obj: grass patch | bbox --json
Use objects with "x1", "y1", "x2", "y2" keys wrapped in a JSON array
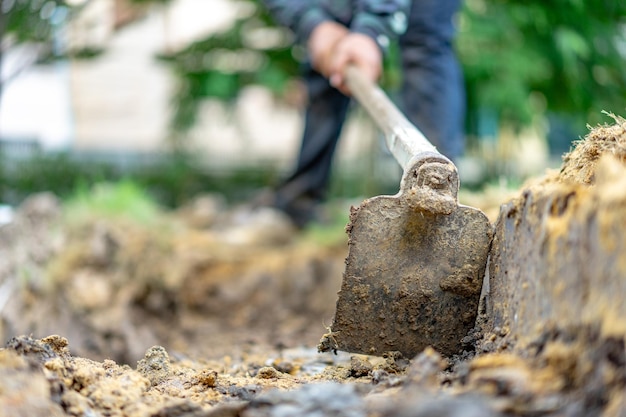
[
  {"x1": 63, "y1": 180, "x2": 163, "y2": 226},
  {"x1": 300, "y1": 200, "x2": 353, "y2": 247}
]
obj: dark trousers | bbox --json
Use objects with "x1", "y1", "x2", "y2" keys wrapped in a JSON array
[{"x1": 274, "y1": 0, "x2": 465, "y2": 225}]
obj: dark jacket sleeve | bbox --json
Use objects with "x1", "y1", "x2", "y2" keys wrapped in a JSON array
[
  {"x1": 351, "y1": 0, "x2": 412, "y2": 50},
  {"x1": 261, "y1": 0, "x2": 334, "y2": 43},
  {"x1": 262, "y1": 0, "x2": 412, "y2": 52}
]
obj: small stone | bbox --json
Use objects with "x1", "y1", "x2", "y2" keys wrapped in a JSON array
[
  {"x1": 196, "y1": 369, "x2": 218, "y2": 387},
  {"x1": 137, "y1": 346, "x2": 171, "y2": 386},
  {"x1": 350, "y1": 356, "x2": 373, "y2": 378},
  {"x1": 272, "y1": 360, "x2": 295, "y2": 375},
  {"x1": 405, "y1": 347, "x2": 446, "y2": 386},
  {"x1": 256, "y1": 366, "x2": 281, "y2": 379}
]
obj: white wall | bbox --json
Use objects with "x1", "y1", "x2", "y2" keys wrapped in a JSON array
[
  {"x1": 1, "y1": 0, "x2": 370, "y2": 169},
  {"x1": 0, "y1": 55, "x2": 74, "y2": 150}
]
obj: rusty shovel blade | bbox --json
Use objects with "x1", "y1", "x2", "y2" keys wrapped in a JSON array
[{"x1": 318, "y1": 154, "x2": 493, "y2": 358}]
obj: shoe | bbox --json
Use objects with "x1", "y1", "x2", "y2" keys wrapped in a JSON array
[{"x1": 251, "y1": 188, "x2": 319, "y2": 230}]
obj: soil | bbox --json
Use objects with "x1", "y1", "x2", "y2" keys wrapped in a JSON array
[{"x1": 1, "y1": 117, "x2": 625, "y2": 416}]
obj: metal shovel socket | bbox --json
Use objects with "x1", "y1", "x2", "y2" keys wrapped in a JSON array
[{"x1": 318, "y1": 67, "x2": 493, "y2": 358}]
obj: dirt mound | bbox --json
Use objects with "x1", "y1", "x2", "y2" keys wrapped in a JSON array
[
  {"x1": 482, "y1": 116, "x2": 626, "y2": 414},
  {"x1": 556, "y1": 113, "x2": 626, "y2": 185},
  {"x1": 0, "y1": 193, "x2": 347, "y2": 363},
  {"x1": 2, "y1": 329, "x2": 624, "y2": 416},
  {"x1": 2, "y1": 117, "x2": 626, "y2": 416}
]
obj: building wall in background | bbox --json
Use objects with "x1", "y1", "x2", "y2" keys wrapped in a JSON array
[{"x1": 1, "y1": 0, "x2": 370, "y2": 172}]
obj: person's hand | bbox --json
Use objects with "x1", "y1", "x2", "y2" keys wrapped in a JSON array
[
  {"x1": 308, "y1": 21, "x2": 349, "y2": 77},
  {"x1": 328, "y1": 33, "x2": 382, "y2": 95}
]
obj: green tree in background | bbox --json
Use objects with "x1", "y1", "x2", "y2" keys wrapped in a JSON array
[
  {"x1": 1, "y1": 0, "x2": 68, "y2": 41},
  {"x1": 458, "y1": 0, "x2": 626, "y2": 133}
]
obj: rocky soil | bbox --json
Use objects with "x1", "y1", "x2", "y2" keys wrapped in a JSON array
[{"x1": 0, "y1": 117, "x2": 625, "y2": 416}]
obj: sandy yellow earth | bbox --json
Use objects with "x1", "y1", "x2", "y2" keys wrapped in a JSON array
[{"x1": 0, "y1": 116, "x2": 625, "y2": 416}]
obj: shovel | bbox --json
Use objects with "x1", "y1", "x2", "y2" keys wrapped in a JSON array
[{"x1": 318, "y1": 67, "x2": 493, "y2": 358}]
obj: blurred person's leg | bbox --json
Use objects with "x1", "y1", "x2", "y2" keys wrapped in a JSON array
[
  {"x1": 272, "y1": 65, "x2": 351, "y2": 228},
  {"x1": 399, "y1": 0, "x2": 465, "y2": 161}
]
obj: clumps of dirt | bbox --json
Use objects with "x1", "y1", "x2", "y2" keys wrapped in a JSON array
[
  {"x1": 349, "y1": 356, "x2": 373, "y2": 378},
  {"x1": 556, "y1": 113, "x2": 626, "y2": 185},
  {"x1": 477, "y1": 115, "x2": 626, "y2": 415},
  {"x1": 484, "y1": 113, "x2": 626, "y2": 339},
  {"x1": 0, "y1": 335, "x2": 285, "y2": 416},
  {"x1": 0, "y1": 335, "x2": 384, "y2": 417},
  {"x1": 2, "y1": 332, "x2": 625, "y2": 416},
  {"x1": 3, "y1": 115, "x2": 626, "y2": 416},
  {"x1": 0, "y1": 193, "x2": 347, "y2": 363},
  {"x1": 137, "y1": 346, "x2": 173, "y2": 386},
  {"x1": 0, "y1": 341, "x2": 66, "y2": 417},
  {"x1": 456, "y1": 324, "x2": 626, "y2": 416}
]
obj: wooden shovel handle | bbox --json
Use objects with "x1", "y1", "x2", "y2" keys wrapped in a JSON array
[{"x1": 344, "y1": 66, "x2": 440, "y2": 171}]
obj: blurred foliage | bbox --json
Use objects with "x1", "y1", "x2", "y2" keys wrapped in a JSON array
[
  {"x1": 458, "y1": 0, "x2": 626, "y2": 131},
  {"x1": 1, "y1": 0, "x2": 73, "y2": 100},
  {"x1": 158, "y1": 2, "x2": 300, "y2": 134},
  {"x1": 0, "y1": 147, "x2": 381, "y2": 208},
  {"x1": 2, "y1": 0, "x2": 70, "y2": 43},
  {"x1": 0, "y1": 150, "x2": 280, "y2": 207},
  {"x1": 159, "y1": 0, "x2": 403, "y2": 135},
  {"x1": 1, "y1": 152, "x2": 116, "y2": 200},
  {"x1": 128, "y1": 0, "x2": 171, "y2": 4},
  {"x1": 154, "y1": 0, "x2": 625, "y2": 137}
]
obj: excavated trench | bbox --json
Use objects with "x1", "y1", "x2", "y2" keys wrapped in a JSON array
[{"x1": 0, "y1": 116, "x2": 625, "y2": 416}]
